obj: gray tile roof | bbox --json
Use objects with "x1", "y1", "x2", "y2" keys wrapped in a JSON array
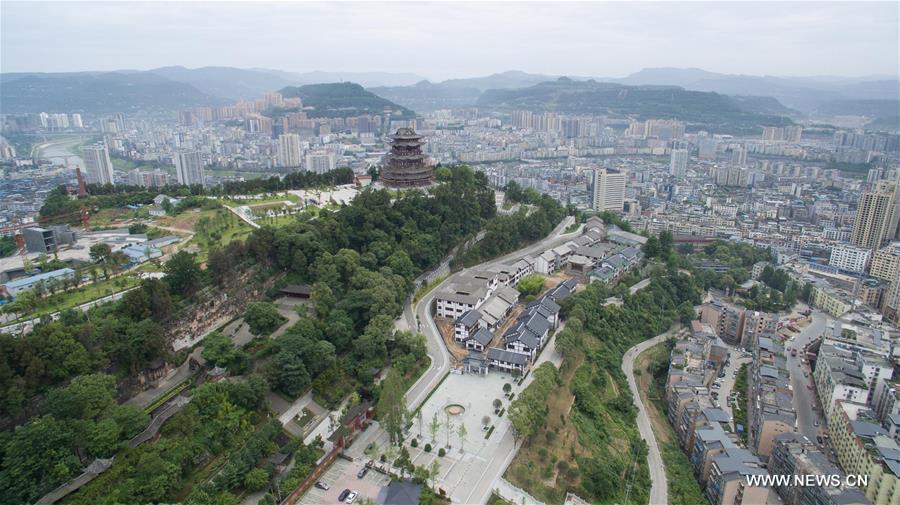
[{"x1": 488, "y1": 347, "x2": 529, "y2": 366}]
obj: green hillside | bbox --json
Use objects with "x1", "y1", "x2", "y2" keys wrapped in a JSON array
[
  {"x1": 477, "y1": 78, "x2": 793, "y2": 133},
  {"x1": 278, "y1": 82, "x2": 414, "y2": 119}
]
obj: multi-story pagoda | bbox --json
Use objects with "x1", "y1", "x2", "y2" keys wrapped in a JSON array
[{"x1": 381, "y1": 128, "x2": 433, "y2": 187}]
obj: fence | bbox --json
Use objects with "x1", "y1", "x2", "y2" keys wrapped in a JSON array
[{"x1": 280, "y1": 444, "x2": 342, "y2": 505}]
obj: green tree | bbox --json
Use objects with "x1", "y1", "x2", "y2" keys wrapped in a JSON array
[
  {"x1": 377, "y1": 369, "x2": 408, "y2": 445},
  {"x1": 428, "y1": 412, "x2": 440, "y2": 443},
  {"x1": 165, "y1": 250, "x2": 202, "y2": 295},
  {"x1": 243, "y1": 468, "x2": 269, "y2": 492},
  {"x1": 516, "y1": 274, "x2": 545, "y2": 298},
  {"x1": 244, "y1": 302, "x2": 284, "y2": 336},
  {"x1": 457, "y1": 423, "x2": 468, "y2": 452},
  {"x1": 269, "y1": 350, "x2": 311, "y2": 398},
  {"x1": 47, "y1": 373, "x2": 117, "y2": 420},
  {"x1": 90, "y1": 243, "x2": 113, "y2": 278}
]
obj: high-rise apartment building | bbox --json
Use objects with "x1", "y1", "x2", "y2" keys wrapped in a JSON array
[
  {"x1": 731, "y1": 145, "x2": 747, "y2": 166},
  {"x1": 669, "y1": 148, "x2": 688, "y2": 177},
  {"x1": 71, "y1": 113, "x2": 83, "y2": 128},
  {"x1": 850, "y1": 180, "x2": 900, "y2": 249},
  {"x1": 762, "y1": 127, "x2": 784, "y2": 142},
  {"x1": 698, "y1": 137, "x2": 718, "y2": 160},
  {"x1": 81, "y1": 143, "x2": 115, "y2": 185},
  {"x1": 305, "y1": 151, "x2": 336, "y2": 174},
  {"x1": 784, "y1": 126, "x2": 802, "y2": 143},
  {"x1": 174, "y1": 150, "x2": 205, "y2": 187},
  {"x1": 277, "y1": 133, "x2": 302, "y2": 168},
  {"x1": 591, "y1": 168, "x2": 625, "y2": 212}
]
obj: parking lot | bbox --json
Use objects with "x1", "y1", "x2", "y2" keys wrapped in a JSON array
[{"x1": 298, "y1": 457, "x2": 390, "y2": 505}]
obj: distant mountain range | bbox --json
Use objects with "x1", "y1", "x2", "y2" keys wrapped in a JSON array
[
  {"x1": 0, "y1": 66, "x2": 896, "y2": 130},
  {"x1": 0, "y1": 67, "x2": 426, "y2": 113},
  {"x1": 475, "y1": 78, "x2": 793, "y2": 133},
  {"x1": 0, "y1": 71, "x2": 227, "y2": 114},
  {"x1": 611, "y1": 67, "x2": 899, "y2": 116},
  {"x1": 371, "y1": 68, "x2": 898, "y2": 131}
]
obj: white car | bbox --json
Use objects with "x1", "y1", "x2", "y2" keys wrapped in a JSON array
[{"x1": 345, "y1": 491, "x2": 358, "y2": 504}]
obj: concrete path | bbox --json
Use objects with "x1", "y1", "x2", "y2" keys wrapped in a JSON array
[{"x1": 623, "y1": 331, "x2": 673, "y2": 505}]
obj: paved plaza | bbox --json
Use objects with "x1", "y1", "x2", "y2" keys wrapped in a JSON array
[{"x1": 405, "y1": 371, "x2": 522, "y2": 503}]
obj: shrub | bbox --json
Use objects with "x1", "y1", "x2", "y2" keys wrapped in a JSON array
[
  {"x1": 438, "y1": 448, "x2": 446, "y2": 457},
  {"x1": 380, "y1": 454, "x2": 386, "y2": 463},
  {"x1": 424, "y1": 443, "x2": 432, "y2": 453},
  {"x1": 410, "y1": 438, "x2": 418, "y2": 448}
]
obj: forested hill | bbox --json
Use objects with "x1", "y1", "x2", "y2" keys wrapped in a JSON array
[
  {"x1": 278, "y1": 82, "x2": 415, "y2": 118},
  {"x1": 0, "y1": 72, "x2": 225, "y2": 114},
  {"x1": 476, "y1": 78, "x2": 794, "y2": 133}
]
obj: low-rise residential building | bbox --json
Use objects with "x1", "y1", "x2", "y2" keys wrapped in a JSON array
[
  {"x1": 815, "y1": 343, "x2": 876, "y2": 418},
  {"x1": 812, "y1": 281, "x2": 854, "y2": 318},
  {"x1": 769, "y1": 433, "x2": 872, "y2": 505},
  {"x1": 829, "y1": 402, "x2": 900, "y2": 505},
  {"x1": 705, "y1": 447, "x2": 771, "y2": 505},
  {"x1": 1, "y1": 267, "x2": 76, "y2": 298},
  {"x1": 465, "y1": 328, "x2": 493, "y2": 352},
  {"x1": 830, "y1": 244, "x2": 872, "y2": 274},
  {"x1": 434, "y1": 270, "x2": 499, "y2": 319},
  {"x1": 454, "y1": 310, "x2": 481, "y2": 343},
  {"x1": 748, "y1": 334, "x2": 796, "y2": 461},
  {"x1": 486, "y1": 347, "x2": 528, "y2": 373}
]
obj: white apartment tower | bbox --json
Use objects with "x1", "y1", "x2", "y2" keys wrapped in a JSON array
[
  {"x1": 277, "y1": 133, "x2": 302, "y2": 168},
  {"x1": 175, "y1": 150, "x2": 205, "y2": 187},
  {"x1": 669, "y1": 148, "x2": 688, "y2": 177},
  {"x1": 305, "y1": 151, "x2": 336, "y2": 174},
  {"x1": 592, "y1": 168, "x2": 625, "y2": 212},
  {"x1": 80, "y1": 143, "x2": 115, "y2": 185},
  {"x1": 731, "y1": 145, "x2": 748, "y2": 166}
]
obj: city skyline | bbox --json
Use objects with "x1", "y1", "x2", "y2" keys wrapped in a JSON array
[{"x1": 2, "y1": 1, "x2": 898, "y2": 79}]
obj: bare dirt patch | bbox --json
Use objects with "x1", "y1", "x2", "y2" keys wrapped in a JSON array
[
  {"x1": 154, "y1": 209, "x2": 202, "y2": 231},
  {"x1": 436, "y1": 318, "x2": 467, "y2": 364}
]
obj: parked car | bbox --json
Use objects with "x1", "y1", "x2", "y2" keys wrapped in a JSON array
[
  {"x1": 814, "y1": 421, "x2": 819, "y2": 427},
  {"x1": 315, "y1": 481, "x2": 330, "y2": 490},
  {"x1": 804, "y1": 371, "x2": 809, "y2": 377},
  {"x1": 338, "y1": 489, "x2": 351, "y2": 502},
  {"x1": 345, "y1": 491, "x2": 358, "y2": 504},
  {"x1": 357, "y1": 466, "x2": 369, "y2": 479}
]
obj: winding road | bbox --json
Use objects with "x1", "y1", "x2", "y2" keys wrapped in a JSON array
[
  {"x1": 623, "y1": 330, "x2": 673, "y2": 505},
  {"x1": 400, "y1": 215, "x2": 577, "y2": 412}
]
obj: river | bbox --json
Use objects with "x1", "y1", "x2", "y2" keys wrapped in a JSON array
[{"x1": 35, "y1": 135, "x2": 89, "y2": 169}]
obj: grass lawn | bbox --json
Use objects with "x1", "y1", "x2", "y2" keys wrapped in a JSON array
[
  {"x1": 89, "y1": 207, "x2": 150, "y2": 228},
  {"x1": 220, "y1": 192, "x2": 301, "y2": 207},
  {"x1": 21, "y1": 274, "x2": 141, "y2": 320},
  {"x1": 184, "y1": 208, "x2": 254, "y2": 260}
]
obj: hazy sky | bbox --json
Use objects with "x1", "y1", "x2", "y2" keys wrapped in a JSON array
[{"x1": 2, "y1": 1, "x2": 898, "y2": 80}]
